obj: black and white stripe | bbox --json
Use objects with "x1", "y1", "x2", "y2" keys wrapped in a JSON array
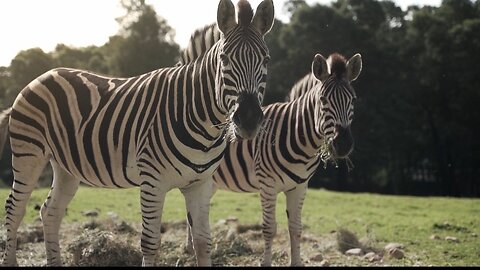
[{"x1": 0, "y1": 0, "x2": 275, "y2": 266}]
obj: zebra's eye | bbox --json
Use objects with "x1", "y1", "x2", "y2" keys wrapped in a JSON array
[
  {"x1": 263, "y1": 56, "x2": 270, "y2": 66},
  {"x1": 320, "y1": 96, "x2": 328, "y2": 105},
  {"x1": 220, "y1": 53, "x2": 230, "y2": 66}
]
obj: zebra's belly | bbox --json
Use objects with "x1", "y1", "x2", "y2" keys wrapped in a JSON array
[
  {"x1": 213, "y1": 162, "x2": 319, "y2": 193},
  {"x1": 49, "y1": 150, "x2": 142, "y2": 188}
]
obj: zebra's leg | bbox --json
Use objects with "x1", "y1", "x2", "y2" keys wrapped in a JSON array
[
  {"x1": 2, "y1": 154, "x2": 48, "y2": 266},
  {"x1": 185, "y1": 220, "x2": 194, "y2": 255},
  {"x1": 180, "y1": 179, "x2": 213, "y2": 266},
  {"x1": 40, "y1": 161, "x2": 80, "y2": 266},
  {"x1": 260, "y1": 186, "x2": 278, "y2": 267},
  {"x1": 285, "y1": 184, "x2": 308, "y2": 266},
  {"x1": 185, "y1": 182, "x2": 217, "y2": 255},
  {"x1": 140, "y1": 182, "x2": 167, "y2": 266}
]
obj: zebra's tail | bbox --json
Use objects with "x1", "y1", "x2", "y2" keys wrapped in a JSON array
[{"x1": 0, "y1": 107, "x2": 12, "y2": 158}]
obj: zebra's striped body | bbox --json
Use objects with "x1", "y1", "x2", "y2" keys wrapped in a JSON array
[{"x1": 0, "y1": 0, "x2": 275, "y2": 266}]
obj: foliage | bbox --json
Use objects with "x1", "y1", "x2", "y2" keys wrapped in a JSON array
[{"x1": 105, "y1": 0, "x2": 179, "y2": 76}]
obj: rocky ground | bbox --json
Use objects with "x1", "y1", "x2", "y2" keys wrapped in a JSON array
[{"x1": 1, "y1": 215, "x2": 412, "y2": 267}]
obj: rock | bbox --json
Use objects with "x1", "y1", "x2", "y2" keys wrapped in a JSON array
[
  {"x1": 312, "y1": 243, "x2": 320, "y2": 249},
  {"x1": 107, "y1": 212, "x2": 119, "y2": 220},
  {"x1": 319, "y1": 259, "x2": 330, "y2": 266},
  {"x1": 430, "y1": 234, "x2": 441, "y2": 240},
  {"x1": 363, "y1": 252, "x2": 381, "y2": 262},
  {"x1": 215, "y1": 219, "x2": 227, "y2": 226},
  {"x1": 445, "y1": 236, "x2": 459, "y2": 242},
  {"x1": 388, "y1": 248, "x2": 404, "y2": 259},
  {"x1": 345, "y1": 248, "x2": 363, "y2": 256},
  {"x1": 310, "y1": 253, "x2": 323, "y2": 262},
  {"x1": 384, "y1": 242, "x2": 404, "y2": 251}
]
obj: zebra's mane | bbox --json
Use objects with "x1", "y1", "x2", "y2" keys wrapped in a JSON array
[
  {"x1": 285, "y1": 53, "x2": 350, "y2": 101},
  {"x1": 328, "y1": 53, "x2": 347, "y2": 78},
  {"x1": 177, "y1": 23, "x2": 221, "y2": 65},
  {"x1": 237, "y1": 0, "x2": 254, "y2": 27}
]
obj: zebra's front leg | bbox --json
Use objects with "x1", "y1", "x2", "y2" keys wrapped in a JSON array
[
  {"x1": 180, "y1": 179, "x2": 213, "y2": 266},
  {"x1": 285, "y1": 184, "x2": 308, "y2": 266},
  {"x1": 140, "y1": 182, "x2": 167, "y2": 266},
  {"x1": 184, "y1": 182, "x2": 216, "y2": 255},
  {"x1": 40, "y1": 162, "x2": 80, "y2": 266},
  {"x1": 260, "y1": 185, "x2": 278, "y2": 266}
]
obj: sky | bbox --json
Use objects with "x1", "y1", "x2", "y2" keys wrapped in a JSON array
[{"x1": 0, "y1": 0, "x2": 441, "y2": 67}]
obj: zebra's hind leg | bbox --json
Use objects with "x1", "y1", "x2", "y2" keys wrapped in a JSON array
[
  {"x1": 181, "y1": 179, "x2": 213, "y2": 266},
  {"x1": 260, "y1": 185, "x2": 278, "y2": 267},
  {"x1": 2, "y1": 153, "x2": 48, "y2": 266},
  {"x1": 285, "y1": 184, "x2": 308, "y2": 266},
  {"x1": 140, "y1": 182, "x2": 167, "y2": 266},
  {"x1": 40, "y1": 161, "x2": 79, "y2": 266}
]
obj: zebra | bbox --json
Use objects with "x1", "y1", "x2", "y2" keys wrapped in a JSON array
[{"x1": 0, "y1": 0, "x2": 274, "y2": 266}]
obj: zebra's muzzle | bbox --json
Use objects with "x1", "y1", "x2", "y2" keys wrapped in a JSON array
[
  {"x1": 330, "y1": 124, "x2": 354, "y2": 159},
  {"x1": 232, "y1": 93, "x2": 264, "y2": 140}
]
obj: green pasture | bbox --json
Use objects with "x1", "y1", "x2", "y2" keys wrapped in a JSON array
[{"x1": 0, "y1": 187, "x2": 478, "y2": 266}]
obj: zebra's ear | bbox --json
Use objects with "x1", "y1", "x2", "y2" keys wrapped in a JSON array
[
  {"x1": 217, "y1": 0, "x2": 237, "y2": 35},
  {"x1": 312, "y1": 54, "x2": 329, "y2": 83},
  {"x1": 252, "y1": 0, "x2": 275, "y2": 36},
  {"x1": 347, "y1": 53, "x2": 362, "y2": 82}
]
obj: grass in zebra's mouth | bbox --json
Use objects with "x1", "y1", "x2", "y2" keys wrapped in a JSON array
[{"x1": 317, "y1": 137, "x2": 355, "y2": 171}]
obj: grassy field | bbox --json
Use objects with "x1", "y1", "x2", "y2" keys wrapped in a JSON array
[{"x1": 0, "y1": 186, "x2": 479, "y2": 266}]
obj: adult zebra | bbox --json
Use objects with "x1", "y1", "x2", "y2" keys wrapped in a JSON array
[{"x1": 0, "y1": 0, "x2": 274, "y2": 266}]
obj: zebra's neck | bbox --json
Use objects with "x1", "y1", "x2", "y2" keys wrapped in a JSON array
[
  {"x1": 291, "y1": 88, "x2": 325, "y2": 157},
  {"x1": 178, "y1": 42, "x2": 229, "y2": 140}
]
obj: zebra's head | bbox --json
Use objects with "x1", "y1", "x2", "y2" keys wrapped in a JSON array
[
  {"x1": 216, "y1": 0, "x2": 274, "y2": 140},
  {"x1": 312, "y1": 53, "x2": 362, "y2": 159}
]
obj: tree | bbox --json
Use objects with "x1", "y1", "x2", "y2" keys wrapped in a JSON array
[
  {"x1": 53, "y1": 44, "x2": 110, "y2": 74},
  {"x1": 5, "y1": 48, "x2": 55, "y2": 105},
  {"x1": 105, "y1": 0, "x2": 180, "y2": 77}
]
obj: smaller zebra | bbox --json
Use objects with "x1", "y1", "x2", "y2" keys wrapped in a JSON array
[{"x1": 186, "y1": 52, "x2": 362, "y2": 266}]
